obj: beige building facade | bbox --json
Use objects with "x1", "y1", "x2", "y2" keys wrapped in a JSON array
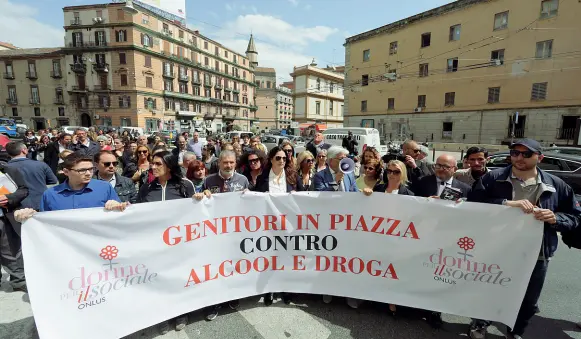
[
  {"x1": 0, "y1": 48, "x2": 72, "y2": 129},
  {"x1": 344, "y1": 0, "x2": 581, "y2": 145},
  {"x1": 63, "y1": 2, "x2": 258, "y2": 133},
  {"x1": 291, "y1": 62, "x2": 344, "y2": 128}
]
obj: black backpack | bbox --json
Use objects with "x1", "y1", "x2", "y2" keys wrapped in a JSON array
[{"x1": 562, "y1": 227, "x2": 581, "y2": 250}]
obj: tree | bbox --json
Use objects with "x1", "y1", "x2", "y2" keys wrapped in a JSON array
[
  {"x1": 250, "y1": 126, "x2": 260, "y2": 134},
  {"x1": 231, "y1": 125, "x2": 242, "y2": 131}
]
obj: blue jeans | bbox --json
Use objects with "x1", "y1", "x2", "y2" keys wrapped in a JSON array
[{"x1": 472, "y1": 259, "x2": 549, "y2": 336}]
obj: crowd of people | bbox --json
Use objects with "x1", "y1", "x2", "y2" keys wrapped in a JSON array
[{"x1": 0, "y1": 126, "x2": 579, "y2": 339}]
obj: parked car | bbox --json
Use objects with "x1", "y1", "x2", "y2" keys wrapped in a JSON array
[
  {"x1": 486, "y1": 151, "x2": 581, "y2": 194},
  {"x1": 262, "y1": 135, "x2": 290, "y2": 152},
  {"x1": 545, "y1": 146, "x2": 581, "y2": 157}
]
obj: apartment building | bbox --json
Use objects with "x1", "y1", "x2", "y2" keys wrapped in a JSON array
[
  {"x1": 0, "y1": 48, "x2": 71, "y2": 129},
  {"x1": 291, "y1": 60, "x2": 345, "y2": 129},
  {"x1": 63, "y1": 2, "x2": 258, "y2": 133},
  {"x1": 254, "y1": 67, "x2": 277, "y2": 130},
  {"x1": 344, "y1": 0, "x2": 581, "y2": 145},
  {"x1": 277, "y1": 86, "x2": 293, "y2": 130}
]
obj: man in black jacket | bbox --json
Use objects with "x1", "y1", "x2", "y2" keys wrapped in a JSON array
[
  {"x1": 69, "y1": 128, "x2": 100, "y2": 157},
  {"x1": 94, "y1": 151, "x2": 137, "y2": 203},
  {"x1": 402, "y1": 140, "x2": 433, "y2": 185},
  {"x1": 44, "y1": 133, "x2": 72, "y2": 175},
  {"x1": 306, "y1": 132, "x2": 330, "y2": 157},
  {"x1": 467, "y1": 139, "x2": 581, "y2": 339},
  {"x1": 0, "y1": 150, "x2": 28, "y2": 292},
  {"x1": 411, "y1": 154, "x2": 470, "y2": 199}
]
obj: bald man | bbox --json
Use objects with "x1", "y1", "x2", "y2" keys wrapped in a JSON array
[
  {"x1": 410, "y1": 153, "x2": 471, "y2": 199},
  {"x1": 401, "y1": 140, "x2": 434, "y2": 185}
]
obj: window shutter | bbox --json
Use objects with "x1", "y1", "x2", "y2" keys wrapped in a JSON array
[
  {"x1": 94, "y1": 31, "x2": 99, "y2": 43},
  {"x1": 141, "y1": 33, "x2": 144, "y2": 45},
  {"x1": 123, "y1": 30, "x2": 127, "y2": 42},
  {"x1": 144, "y1": 97, "x2": 147, "y2": 107},
  {"x1": 149, "y1": 36, "x2": 153, "y2": 47},
  {"x1": 115, "y1": 31, "x2": 119, "y2": 42},
  {"x1": 153, "y1": 99, "x2": 157, "y2": 109},
  {"x1": 119, "y1": 96, "x2": 123, "y2": 107},
  {"x1": 128, "y1": 96, "x2": 131, "y2": 107}
]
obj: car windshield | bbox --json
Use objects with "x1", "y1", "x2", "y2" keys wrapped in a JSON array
[{"x1": 0, "y1": 119, "x2": 15, "y2": 126}]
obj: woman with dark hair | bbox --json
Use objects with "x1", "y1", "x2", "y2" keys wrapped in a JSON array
[
  {"x1": 202, "y1": 144, "x2": 218, "y2": 174},
  {"x1": 355, "y1": 158, "x2": 383, "y2": 190},
  {"x1": 240, "y1": 149, "x2": 266, "y2": 190},
  {"x1": 136, "y1": 151, "x2": 195, "y2": 333},
  {"x1": 22, "y1": 129, "x2": 38, "y2": 160},
  {"x1": 280, "y1": 140, "x2": 296, "y2": 168},
  {"x1": 186, "y1": 160, "x2": 207, "y2": 193},
  {"x1": 253, "y1": 146, "x2": 297, "y2": 305},
  {"x1": 36, "y1": 134, "x2": 51, "y2": 162}
]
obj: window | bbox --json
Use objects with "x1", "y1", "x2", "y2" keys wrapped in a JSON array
[
  {"x1": 329, "y1": 100, "x2": 334, "y2": 116},
  {"x1": 565, "y1": 161, "x2": 581, "y2": 172},
  {"x1": 146, "y1": 76, "x2": 152, "y2": 88},
  {"x1": 95, "y1": 31, "x2": 106, "y2": 46},
  {"x1": 361, "y1": 100, "x2": 367, "y2": 112},
  {"x1": 120, "y1": 74, "x2": 128, "y2": 86},
  {"x1": 119, "y1": 96, "x2": 131, "y2": 108},
  {"x1": 363, "y1": 49, "x2": 370, "y2": 62},
  {"x1": 193, "y1": 86, "x2": 200, "y2": 96},
  {"x1": 34, "y1": 107, "x2": 40, "y2": 117},
  {"x1": 417, "y1": 95, "x2": 426, "y2": 108},
  {"x1": 442, "y1": 122, "x2": 453, "y2": 138},
  {"x1": 540, "y1": 0, "x2": 558, "y2": 18},
  {"x1": 536, "y1": 40, "x2": 553, "y2": 59},
  {"x1": 449, "y1": 24, "x2": 461, "y2": 41},
  {"x1": 419, "y1": 63, "x2": 429, "y2": 77},
  {"x1": 141, "y1": 34, "x2": 152, "y2": 47},
  {"x1": 179, "y1": 82, "x2": 188, "y2": 94},
  {"x1": 52, "y1": 60, "x2": 61, "y2": 74},
  {"x1": 389, "y1": 41, "x2": 398, "y2": 55},
  {"x1": 494, "y1": 11, "x2": 509, "y2": 30},
  {"x1": 538, "y1": 157, "x2": 564, "y2": 171},
  {"x1": 330, "y1": 83, "x2": 334, "y2": 93},
  {"x1": 225, "y1": 65, "x2": 229, "y2": 74},
  {"x1": 488, "y1": 87, "x2": 501, "y2": 103},
  {"x1": 7, "y1": 86, "x2": 16, "y2": 102},
  {"x1": 12, "y1": 108, "x2": 17, "y2": 117},
  {"x1": 266, "y1": 81, "x2": 271, "y2": 88},
  {"x1": 388, "y1": 98, "x2": 395, "y2": 110},
  {"x1": 362, "y1": 75, "x2": 369, "y2": 86},
  {"x1": 445, "y1": 92, "x2": 455, "y2": 106},
  {"x1": 179, "y1": 30, "x2": 184, "y2": 39},
  {"x1": 27, "y1": 61, "x2": 37, "y2": 77},
  {"x1": 531, "y1": 82, "x2": 548, "y2": 100},
  {"x1": 58, "y1": 107, "x2": 65, "y2": 116},
  {"x1": 446, "y1": 58, "x2": 458, "y2": 72},
  {"x1": 316, "y1": 101, "x2": 321, "y2": 114},
  {"x1": 316, "y1": 78, "x2": 321, "y2": 90},
  {"x1": 491, "y1": 49, "x2": 505, "y2": 65},
  {"x1": 204, "y1": 41, "x2": 208, "y2": 49},
  {"x1": 30, "y1": 85, "x2": 40, "y2": 104},
  {"x1": 164, "y1": 80, "x2": 173, "y2": 91},
  {"x1": 119, "y1": 53, "x2": 126, "y2": 64},
  {"x1": 421, "y1": 33, "x2": 431, "y2": 47},
  {"x1": 116, "y1": 30, "x2": 127, "y2": 42},
  {"x1": 142, "y1": 14, "x2": 149, "y2": 24},
  {"x1": 204, "y1": 57, "x2": 209, "y2": 66}
]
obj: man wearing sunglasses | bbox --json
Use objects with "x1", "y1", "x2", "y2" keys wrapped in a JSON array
[
  {"x1": 402, "y1": 140, "x2": 433, "y2": 185},
  {"x1": 468, "y1": 139, "x2": 581, "y2": 339},
  {"x1": 94, "y1": 151, "x2": 137, "y2": 203}
]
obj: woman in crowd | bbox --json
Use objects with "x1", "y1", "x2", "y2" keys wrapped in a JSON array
[
  {"x1": 240, "y1": 149, "x2": 266, "y2": 190},
  {"x1": 316, "y1": 149, "x2": 328, "y2": 172},
  {"x1": 360, "y1": 146, "x2": 381, "y2": 166},
  {"x1": 296, "y1": 151, "x2": 315, "y2": 191},
  {"x1": 136, "y1": 151, "x2": 195, "y2": 334},
  {"x1": 356, "y1": 158, "x2": 383, "y2": 190},
  {"x1": 232, "y1": 142, "x2": 243, "y2": 160},
  {"x1": 362, "y1": 159, "x2": 412, "y2": 317},
  {"x1": 202, "y1": 144, "x2": 218, "y2": 174},
  {"x1": 22, "y1": 129, "x2": 38, "y2": 160},
  {"x1": 280, "y1": 140, "x2": 296, "y2": 167},
  {"x1": 96, "y1": 135, "x2": 112, "y2": 151},
  {"x1": 126, "y1": 145, "x2": 151, "y2": 187},
  {"x1": 254, "y1": 146, "x2": 297, "y2": 305},
  {"x1": 56, "y1": 150, "x2": 73, "y2": 183},
  {"x1": 35, "y1": 134, "x2": 51, "y2": 162},
  {"x1": 185, "y1": 160, "x2": 206, "y2": 193},
  {"x1": 120, "y1": 130, "x2": 131, "y2": 140},
  {"x1": 231, "y1": 135, "x2": 240, "y2": 145}
]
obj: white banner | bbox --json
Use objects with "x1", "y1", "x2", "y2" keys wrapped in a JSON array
[{"x1": 22, "y1": 192, "x2": 543, "y2": 339}]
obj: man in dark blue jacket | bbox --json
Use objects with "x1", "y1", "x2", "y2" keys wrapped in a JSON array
[{"x1": 467, "y1": 138, "x2": 581, "y2": 339}]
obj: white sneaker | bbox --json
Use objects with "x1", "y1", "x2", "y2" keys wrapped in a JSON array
[{"x1": 175, "y1": 316, "x2": 187, "y2": 331}]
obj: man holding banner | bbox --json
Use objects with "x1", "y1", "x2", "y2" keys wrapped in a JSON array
[{"x1": 468, "y1": 138, "x2": 581, "y2": 339}]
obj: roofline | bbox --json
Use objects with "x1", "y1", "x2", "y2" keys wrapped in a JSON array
[
  {"x1": 0, "y1": 48, "x2": 65, "y2": 60},
  {"x1": 344, "y1": 0, "x2": 487, "y2": 45}
]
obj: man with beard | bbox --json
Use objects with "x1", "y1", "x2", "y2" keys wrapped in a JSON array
[
  {"x1": 454, "y1": 147, "x2": 489, "y2": 187},
  {"x1": 467, "y1": 139, "x2": 581, "y2": 339}
]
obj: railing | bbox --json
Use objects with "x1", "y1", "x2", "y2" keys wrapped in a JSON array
[
  {"x1": 68, "y1": 41, "x2": 108, "y2": 48},
  {"x1": 94, "y1": 85, "x2": 111, "y2": 91},
  {"x1": 93, "y1": 63, "x2": 109, "y2": 72},
  {"x1": 506, "y1": 127, "x2": 525, "y2": 138},
  {"x1": 441, "y1": 131, "x2": 453, "y2": 139},
  {"x1": 70, "y1": 63, "x2": 86, "y2": 73},
  {"x1": 557, "y1": 127, "x2": 576, "y2": 140},
  {"x1": 71, "y1": 85, "x2": 87, "y2": 91},
  {"x1": 203, "y1": 81, "x2": 212, "y2": 87},
  {"x1": 50, "y1": 71, "x2": 62, "y2": 78},
  {"x1": 70, "y1": 19, "x2": 82, "y2": 25},
  {"x1": 214, "y1": 83, "x2": 222, "y2": 89},
  {"x1": 54, "y1": 96, "x2": 65, "y2": 104},
  {"x1": 26, "y1": 72, "x2": 38, "y2": 79},
  {"x1": 29, "y1": 98, "x2": 40, "y2": 105},
  {"x1": 178, "y1": 74, "x2": 189, "y2": 81},
  {"x1": 3, "y1": 72, "x2": 15, "y2": 79},
  {"x1": 192, "y1": 77, "x2": 201, "y2": 84},
  {"x1": 163, "y1": 71, "x2": 175, "y2": 78},
  {"x1": 5, "y1": 98, "x2": 17, "y2": 105}
]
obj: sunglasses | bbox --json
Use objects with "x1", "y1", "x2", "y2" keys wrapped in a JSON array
[
  {"x1": 283, "y1": 149, "x2": 293, "y2": 153},
  {"x1": 412, "y1": 149, "x2": 421, "y2": 153},
  {"x1": 275, "y1": 156, "x2": 287, "y2": 162},
  {"x1": 510, "y1": 149, "x2": 535, "y2": 158},
  {"x1": 138, "y1": 150, "x2": 148, "y2": 154},
  {"x1": 364, "y1": 166, "x2": 376, "y2": 171},
  {"x1": 102, "y1": 161, "x2": 119, "y2": 167},
  {"x1": 304, "y1": 159, "x2": 314, "y2": 164},
  {"x1": 435, "y1": 163, "x2": 453, "y2": 170},
  {"x1": 248, "y1": 158, "x2": 260, "y2": 164},
  {"x1": 386, "y1": 169, "x2": 401, "y2": 175}
]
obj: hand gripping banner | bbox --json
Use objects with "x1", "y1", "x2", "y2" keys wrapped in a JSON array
[{"x1": 21, "y1": 192, "x2": 543, "y2": 339}]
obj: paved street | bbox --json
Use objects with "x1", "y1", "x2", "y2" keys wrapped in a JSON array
[{"x1": 2, "y1": 239, "x2": 580, "y2": 339}]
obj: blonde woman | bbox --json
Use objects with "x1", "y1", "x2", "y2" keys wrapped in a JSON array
[
  {"x1": 315, "y1": 148, "x2": 328, "y2": 172},
  {"x1": 296, "y1": 150, "x2": 315, "y2": 191},
  {"x1": 355, "y1": 158, "x2": 383, "y2": 190}
]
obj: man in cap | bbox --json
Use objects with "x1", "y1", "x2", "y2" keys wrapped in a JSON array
[{"x1": 468, "y1": 138, "x2": 581, "y2": 339}]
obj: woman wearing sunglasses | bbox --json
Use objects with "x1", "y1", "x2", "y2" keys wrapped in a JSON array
[
  {"x1": 280, "y1": 140, "x2": 296, "y2": 167},
  {"x1": 240, "y1": 149, "x2": 266, "y2": 190},
  {"x1": 355, "y1": 158, "x2": 383, "y2": 190},
  {"x1": 296, "y1": 150, "x2": 315, "y2": 191},
  {"x1": 253, "y1": 146, "x2": 297, "y2": 305},
  {"x1": 124, "y1": 145, "x2": 151, "y2": 187},
  {"x1": 316, "y1": 148, "x2": 328, "y2": 172}
]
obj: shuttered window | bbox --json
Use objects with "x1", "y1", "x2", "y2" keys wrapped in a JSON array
[{"x1": 531, "y1": 82, "x2": 548, "y2": 100}]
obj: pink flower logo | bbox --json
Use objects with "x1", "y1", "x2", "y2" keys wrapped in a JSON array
[
  {"x1": 100, "y1": 245, "x2": 119, "y2": 270},
  {"x1": 457, "y1": 237, "x2": 475, "y2": 259}
]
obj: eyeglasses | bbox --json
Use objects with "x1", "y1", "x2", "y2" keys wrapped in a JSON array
[
  {"x1": 102, "y1": 161, "x2": 119, "y2": 167},
  {"x1": 435, "y1": 163, "x2": 453, "y2": 170},
  {"x1": 138, "y1": 150, "x2": 148, "y2": 154},
  {"x1": 386, "y1": 169, "x2": 401, "y2": 175},
  {"x1": 412, "y1": 149, "x2": 421, "y2": 153},
  {"x1": 71, "y1": 167, "x2": 94, "y2": 174},
  {"x1": 248, "y1": 158, "x2": 260, "y2": 164},
  {"x1": 275, "y1": 156, "x2": 287, "y2": 162},
  {"x1": 364, "y1": 166, "x2": 376, "y2": 171},
  {"x1": 510, "y1": 149, "x2": 536, "y2": 158}
]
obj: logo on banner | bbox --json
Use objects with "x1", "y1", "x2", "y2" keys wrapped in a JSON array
[
  {"x1": 423, "y1": 236, "x2": 512, "y2": 286},
  {"x1": 60, "y1": 245, "x2": 159, "y2": 311}
]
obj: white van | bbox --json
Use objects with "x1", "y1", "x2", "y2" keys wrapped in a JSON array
[{"x1": 323, "y1": 128, "x2": 382, "y2": 156}]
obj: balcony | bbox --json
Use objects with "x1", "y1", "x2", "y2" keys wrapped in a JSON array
[
  {"x1": 224, "y1": 87, "x2": 232, "y2": 92},
  {"x1": 506, "y1": 127, "x2": 525, "y2": 139},
  {"x1": 68, "y1": 41, "x2": 108, "y2": 48},
  {"x1": 204, "y1": 82, "x2": 212, "y2": 88},
  {"x1": 70, "y1": 85, "x2": 88, "y2": 92},
  {"x1": 249, "y1": 105, "x2": 259, "y2": 111},
  {"x1": 178, "y1": 74, "x2": 189, "y2": 82},
  {"x1": 233, "y1": 88, "x2": 240, "y2": 94},
  {"x1": 210, "y1": 98, "x2": 223, "y2": 104},
  {"x1": 214, "y1": 83, "x2": 222, "y2": 90},
  {"x1": 94, "y1": 85, "x2": 111, "y2": 91},
  {"x1": 442, "y1": 131, "x2": 453, "y2": 140},
  {"x1": 70, "y1": 19, "x2": 82, "y2": 25},
  {"x1": 70, "y1": 63, "x2": 87, "y2": 74},
  {"x1": 50, "y1": 70, "x2": 63, "y2": 78},
  {"x1": 557, "y1": 127, "x2": 576, "y2": 140},
  {"x1": 29, "y1": 98, "x2": 40, "y2": 105},
  {"x1": 54, "y1": 96, "x2": 65, "y2": 105},
  {"x1": 192, "y1": 77, "x2": 201, "y2": 85},
  {"x1": 93, "y1": 63, "x2": 109, "y2": 73},
  {"x1": 26, "y1": 72, "x2": 38, "y2": 80},
  {"x1": 5, "y1": 98, "x2": 17, "y2": 105},
  {"x1": 163, "y1": 71, "x2": 175, "y2": 79},
  {"x1": 3, "y1": 72, "x2": 15, "y2": 79}
]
